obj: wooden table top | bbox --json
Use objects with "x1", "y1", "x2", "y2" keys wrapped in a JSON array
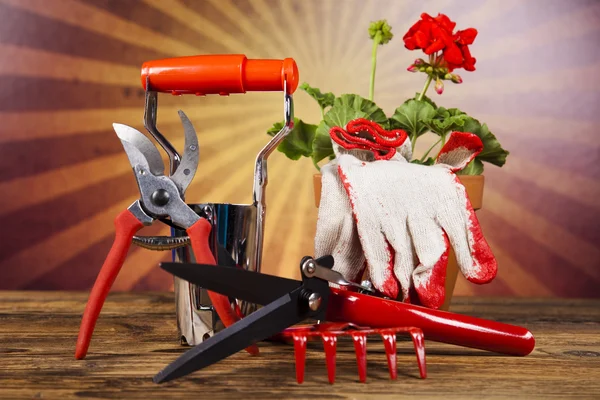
[{"x1": 0, "y1": 291, "x2": 598, "y2": 399}]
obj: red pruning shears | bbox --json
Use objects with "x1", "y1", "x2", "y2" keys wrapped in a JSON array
[
  {"x1": 153, "y1": 256, "x2": 535, "y2": 383},
  {"x1": 73, "y1": 112, "x2": 251, "y2": 359},
  {"x1": 75, "y1": 55, "x2": 299, "y2": 360}
]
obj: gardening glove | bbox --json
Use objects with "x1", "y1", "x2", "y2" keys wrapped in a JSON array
[
  {"x1": 315, "y1": 118, "x2": 413, "y2": 284},
  {"x1": 314, "y1": 159, "x2": 366, "y2": 283},
  {"x1": 330, "y1": 119, "x2": 496, "y2": 309}
]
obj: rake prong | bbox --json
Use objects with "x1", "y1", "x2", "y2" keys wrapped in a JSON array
[
  {"x1": 292, "y1": 333, "x2": 308, "y2": 384},
  {"x1": 351, "y1": 331, "x2": 368, "y2": 382},
  {"x1": 380, "y1": 330, "x2": 398, "y2": 380},
  {"x1": 409, "y1": 327, "x2": 427, "y2": 379},
  {"x1": 322, "y1": 332, "x2": 337, "y2": 384},
  {"x1": 281, "y1": 324, "x2": 428, "y2": 384}
]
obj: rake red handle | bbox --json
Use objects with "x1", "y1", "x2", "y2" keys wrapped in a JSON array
[
  {"x1": 186, "y1": 218, "x2": 259, "y2": 356},
  {"x1": 327, "y1": 289, "x2": 535, "y2": 356},
  {"x1": 75, "y1": 209, "x2": 144, "y2": 359},
  {"x1": 141, "y1": 55, "x2": 299, "y2": 95}
]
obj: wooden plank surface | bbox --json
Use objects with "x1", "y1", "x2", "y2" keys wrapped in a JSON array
[{"x1": 0, "y1": 291, "x2": 598, "y2": 399}]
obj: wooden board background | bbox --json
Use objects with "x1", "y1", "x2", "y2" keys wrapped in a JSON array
[{"x1": 1, "y1": 292, "x2": 599, "y2": 399}]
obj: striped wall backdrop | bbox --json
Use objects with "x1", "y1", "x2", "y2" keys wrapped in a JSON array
[{"x1": 0, "y1": 0, "x2": 598, "y2": 298}]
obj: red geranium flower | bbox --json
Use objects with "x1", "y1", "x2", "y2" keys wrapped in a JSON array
[{"x1": 403, "y1": 13, "x2": 477, "y2": 72}]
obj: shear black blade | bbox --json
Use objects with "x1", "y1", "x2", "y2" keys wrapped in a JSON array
[
  {"x1": 153, "y1": 290, "x2": 304, "y2": 383},
  {"x1": 160, "y1": 262, "x2": 301, "y2": 305},
  {"x1": 216, "y1": 244, "x2": 237, "y2": 268}
]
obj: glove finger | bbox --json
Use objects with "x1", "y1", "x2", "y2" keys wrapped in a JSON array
[
  {"x1": 337, "y1": 160, "x2": 399, "y2": 298},
  {"x1": 352, "y1": 213, "x2": 397, "y2": 298},
  {"x1": 383, "y1": 219, "x2": 415, "y2": 302},
  {"x1": 314, "y1": 162, "x2": 347, "y2": 253},
  {"x1": 437, "y1": 180, "x2": 497, "y2": 284},
  {"x1": 329, "y1": 216, "x2": 366, "y2": 285},
  {"x1": 315, "y1": 163, "x2": 365, "y2": 282},
  {"x1": 407, "y1": 216, "x2": 450, "y2": 309},
  {"x1": 361, "y1": 229, "x2": 399, "y2": 299}
]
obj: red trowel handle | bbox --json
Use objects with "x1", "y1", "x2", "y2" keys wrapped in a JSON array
[{"x1": 141, "y1": 54, "x2": 299, "y2": 95}]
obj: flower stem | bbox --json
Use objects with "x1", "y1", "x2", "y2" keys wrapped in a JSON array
[
  {"x1": 420, "y1": 137, "x2": 443, "y2": 162},
  {"x1": 417, "y1": 75, "x2": 433, "y2": 101},
  {"x1": 431, "y1": 134, "x2": 448, "y2": 160},
  {"x1": 369, "y1": 33, "x2": 381, "y2": 101}
]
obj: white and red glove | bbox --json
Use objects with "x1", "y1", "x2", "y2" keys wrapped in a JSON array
[
  {"x1": 315, "y1": 119, "x2": 497, "y2": 309},
  {"x1": 314, "y1": 160, "x2": 365, "y2": 282}
]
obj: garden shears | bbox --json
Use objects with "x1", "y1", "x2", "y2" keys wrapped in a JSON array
[
  {"x1": 154, "y1": 255, "x2": 536, "y2": 384},
  {"x1": 74, "y1": 112, "x2": 255, "y2": 359}
]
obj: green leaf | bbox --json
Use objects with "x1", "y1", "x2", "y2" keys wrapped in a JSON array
[
  {"x1": 312, "y1": 123, "x2": 335, "y2": 167},
  {"x1": 414, "y1": 93, "x2": 438, "y2": 109},
  {"x1": 266, "y1": 118, "x2": 317, "y2": 161},
  {"x1": 411, "y1": 157, "x2": 436, "y2": 166},
  {"x1": 387, "y1": 117, "x2": 402, "y2": 130},
  {"x1": 390, "y1": 99, "x2": 436, "y2": 140},
  {"x1": 425, "y1": 107, "x2": 470, "y2": 137},
  {"x1": 311, "y1": 94, "x2": 387, "y2": 165},
  {"x1": 266, "y1": 121, "x2": 283, "y2": 137},
  {"x1": 300, "y1": 82, "x2": 335, "y2": 111},
  {"x1": 334, "y1": 94, "x2": 388, "y2": 126},
  {"x1": 437, "y1": 107, "x2": 466, "y2": 119},
  {"x1": 457, "y1": 158, "x2": 484, "y2": 175},
  {"x1": 460, "y1": 117, "x2": 510, "y2": 167},
  {"x1": 312, "y1": 105, "x2": 368, "y2": 165}
]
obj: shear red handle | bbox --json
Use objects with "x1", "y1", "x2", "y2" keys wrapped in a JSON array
[
  {"x1": 75, "y1": 209, "x2": 144, "y2": 359},
  {"x1": 187, "y1": 219, "x2": 259, "y2": 356},
  {"x1": 75, "y1": 214, "x2": 258, "y2": 359},
  {"x1": 327, "y1": 289, "x2": 535, "y2": 356},
  {"x1": 141, "y1": 54, "x2": 299, "y2": 95}
]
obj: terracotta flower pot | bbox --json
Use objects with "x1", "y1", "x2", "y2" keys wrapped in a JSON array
[{"x1": 312, "y1": 173, "x2": 484, "y2": 311}]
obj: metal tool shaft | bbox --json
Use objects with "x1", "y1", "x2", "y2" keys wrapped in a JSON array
[
  {"x1": 143, "y1": 76, "x2": 181, "y2": 174},
  {"x1": 252, "y1": 81, "x2": 294, "y2": 271}
]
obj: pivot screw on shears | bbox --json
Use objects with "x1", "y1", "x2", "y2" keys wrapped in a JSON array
[
  {"x1": 307, "y1": 293, "x2": 322, "y2": 311},
  {"x1": 302, "y1": 259, "x2": 317, "y2": 276},
  {"x1": 299, "y1": 289, "x2": 322, "y2": 312},
  {"x1": 151, "y1": 189, "x2": 170, "y2": 206}
]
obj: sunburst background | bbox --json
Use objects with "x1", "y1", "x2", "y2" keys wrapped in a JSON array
[{"x1": 0, "y1": 0, "x2": 598, "y2": 298}]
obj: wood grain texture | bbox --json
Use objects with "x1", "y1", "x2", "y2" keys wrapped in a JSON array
[{"x1": 0, "y1": 292, "x2": 599, "y2": 399}]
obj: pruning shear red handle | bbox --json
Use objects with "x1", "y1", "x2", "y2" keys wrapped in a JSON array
[
  {"x1": 75, "y1": 114, "x2": 258, "y2": 359},
  {"x1": 75, "y1": 209, "x2": 144, "y2": 359},
  {"x1": 75, "y1": 211, "x2": 217, "y2": 359}
]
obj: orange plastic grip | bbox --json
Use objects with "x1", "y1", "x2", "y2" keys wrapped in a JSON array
[{"x1": 141, "y1": 54, "x2": 299, "y2": 95}]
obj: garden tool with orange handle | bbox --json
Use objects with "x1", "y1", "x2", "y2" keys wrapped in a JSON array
[
  {"x1": 75, "y1": 55, "x2": 299, "y2": 360},
  {"x1": 137, "y1": 55, "x2": 298, "y2": 346}
]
